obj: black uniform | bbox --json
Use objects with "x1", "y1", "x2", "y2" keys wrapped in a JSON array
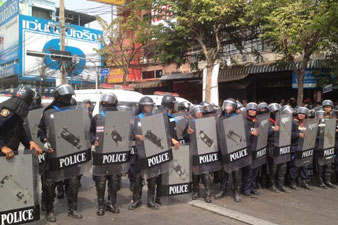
[
  {"x1": 91, "y1": 108, "x2": 121, "y2": 215},
  {"x1": 214, "y1": 112, "x2": 242, "y2": 202},
  {"x1": 289, "y1": 118, "x2": 308, "y2": 185},
  {"x1": 38, "y1": 100, "x2": 82, "y2": 217},
  {"x1": 267, "y1": 114, "x2": 288, "y2": 192},
  {"x1": 315, "y1": 114, "x2": 336, "y2": 188},
  {"x1": 0, "y1": 107, "x2": 32, "y2": 154},
  {"x1": 242, "y1": 115, "x2": 259, "y2": 195}
]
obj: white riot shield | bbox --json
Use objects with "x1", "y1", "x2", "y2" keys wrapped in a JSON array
[
  {"x1": 0, "y1": 152, "x2": 40, "y2": 225},
  {"x1": 316, "y1": 118, "x2": 336, "y2": 165},
  {"x1": 93, "y1": 111, "x2": 132, "y2": 176},
  {"x1": 190, "y1": 117, "x2": 221, "y2": 175},
  {"x1": 44, "y1": 107, "x2": 91, "y2": 181},
  {"x1": 252, "y1": 113, "x2": 269, "y2": 168},
  {"x1": 272, "y1": 113, "x2": 292, "y2": 164},
  {"x1": 295, "y1": 119, "x2": 318, "y2": 167},
  {"x1": 138, "y1": 113, "x2": 173, "y2": 178},
  {"x1": 160, "y1": 145, "x2": 192, "y2": 205},
  {"x1": 218, "y1": 113, "x2": 251, "y2": 173}
]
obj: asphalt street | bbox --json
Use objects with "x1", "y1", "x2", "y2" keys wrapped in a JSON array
[{"x1": 30, "y1": 172, "x2": 338, "y2": 225}]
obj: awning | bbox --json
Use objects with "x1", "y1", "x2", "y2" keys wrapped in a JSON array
[
  {"x1": 218, "y1": 66, "x2": 249, "y2": 82},
  {"x1": 130, "y1": 80, "x2": 165, "y2": 89},
  {"x1": 160, "y1": 72, "x2": 201, "y2": 80},
  {"x1": 248, "y1": 59, "x2": 331, "y2": 74}
]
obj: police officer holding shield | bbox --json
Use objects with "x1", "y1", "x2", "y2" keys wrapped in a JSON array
[
  {"x1": 242, "y1": 102, "x2": 260, "y2": 196},
  {"x1": 315, "y1": 100, "x2": 337, "y2": 189},
  {"x1": 267, "y1": 103, "x2": 289, "y2": 193},
  {"x1": 155, "y1": 95, "x2": 180, "y2": 204},
  {"x1": 215, "y1": 98, "x2": 242, "y2": 202},
  {"x1": 129, "y1": 96, "x2": 160, "y2": 210},
  {"x1": 0, "y1": 86, "x2": 42, "y2": 159},
  {"x1": 289, "y1": 107, "x2": 312, "y2": 190},
  {"x1": 185, "y1": 105, "x2": 214, "y2": 203},
  {"x1": 38, "y1": 84, "x2": 83, "y2": 222},
  {"x1": 92, "y1": 93, "x2": 122, "y2": 215}
]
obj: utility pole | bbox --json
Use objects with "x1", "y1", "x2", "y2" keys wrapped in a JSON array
[{"x1": 58, "y1": 0, "x2": 67, "y2": 86}]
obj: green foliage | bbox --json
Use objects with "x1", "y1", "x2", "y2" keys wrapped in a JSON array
[{"x1": 151, "y1": 0, "x2": 246, "y2": 66}]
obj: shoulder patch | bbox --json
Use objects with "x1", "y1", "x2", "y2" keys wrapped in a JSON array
[{"x1": 0, "y1": 109, "x2": 10, "y2": 117}]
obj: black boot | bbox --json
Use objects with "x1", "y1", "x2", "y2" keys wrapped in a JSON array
[
  {"x1": 192, "y1": 174, "x2": 200, "y2": 200},
  {"x1": 155, "y1": 175, "x2": 162, "y2": 205},
  {"x1": 278, "y1": 185, "x2": 291, "y2": 193},
  {"x1": 301, "y1": 179, "x2": 312, "y2": 190},
  {"x1": 215, "y1": 171, "x2": 227, "y2": 199},
  {"x1": 325, "y1": 182, "x2": 336, "y2": 189},
  {"x1": 95, "y1": 177, "x2": 106, "y2": 216},
  {"x1": 318, "y1": 176, "x2": 328, "y2": 189},
  {"x1": 147, "y1": 177, "x2": 159, "y2": 210},
  {"x1": 215, "y1": 181, "x2": 227, "y2": 199},
  {"x1": 68, "y1": 177, "x2": 82, "y2": 219},
  {"x1": 234, "y1": 188, "x2": 241, "y2": 202},
  {"x1": 56, "y1": 181, "x2": 64, "y2": 199},
  {"x1": 233, "y1": 171, "x2": 241, "y2": 202},
  {"x1": 202, "y1": 174, "x2": 212, "y2": 203},
  {"x1": 128, "y1": 174, "x2": 142, "y2": 210},
  {"x1": 106, "y1": 175, "x2": 120, "y2": 213},
  {"x1": 269, "y1": 162, "x2": 279, "y2": 192},
  {"x1": 290, "y1": 180, "x2": 298, "y2": 190},
  {"x1": 45, "y1": 179, "x2": 56, "y2": 222}
]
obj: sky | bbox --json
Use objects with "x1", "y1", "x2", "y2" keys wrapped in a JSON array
[{"x1": 54, "y1": 0, "x2": 114, "y2": 30}]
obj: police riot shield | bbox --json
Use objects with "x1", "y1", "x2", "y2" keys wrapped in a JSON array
[
  {"x1": 272, "y1": 113, "x2": 292, "y2": 164},
  {"x1": 27, "y1": 108, "x2": 47, "y2": 170},
  {"x1": 93, "y1": 111, "x2": 132, "y2": 176},
  {"x1": 44, "y1": 107, "x2": 92, "y2": 181},
  {"x1": 0, "y1": 151, "x2": 40, "y2": 225},
  {"x1": 218, "y1": 113, "x2": 251, "y2": 173},
  {"x1": 252, "y1": 113, "x2": 269, "y2": 168},
  {"x1": 295, "y1": 119, "x2": 318, "y2": 167},
  {"x1": 316, "y1": 118, "x2": 336, "y2": 165},
  {"x1": 190, "y1": 116, "x2": 221, "y2": 175},
  {"x1": 161, "y1": 145, "x2": 192, "y2": 205},
  {"x1": 139, "y1": 112, "x2": 173, "y2": 178},
  {"x1": 173, "y1": 112, "x2": 189, "y2": 141}
]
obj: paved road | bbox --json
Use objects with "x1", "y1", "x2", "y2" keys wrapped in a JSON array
[
  {"x1": 34, "y1": 174, "x2": 245, "y2": 225},
  {"x1": 31, "y1": 173, "x2": 338, "y2": 225}
]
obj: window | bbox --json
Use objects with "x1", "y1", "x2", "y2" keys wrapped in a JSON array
[
  {"x1": 142, "y1": 71, "x2": 155, "y2": 79},
  {"x1": 155, "y1": 70, "x2": 162, "y2": 78},
  {"x1": 32, "y1": 7, "x2": 52, "y2": 20}
]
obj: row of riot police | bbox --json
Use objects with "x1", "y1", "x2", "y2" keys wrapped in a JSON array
[
  {"x1": 1, "y1": 84, "x2": 337, "y2": 224},
  {"x1": 179, "y1": 98, "x2": 338, "y2": 203}
]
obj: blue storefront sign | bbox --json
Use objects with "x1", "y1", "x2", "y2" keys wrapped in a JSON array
[{"x1": 292, "y1": 70, "x2": 318, "y2": 89}]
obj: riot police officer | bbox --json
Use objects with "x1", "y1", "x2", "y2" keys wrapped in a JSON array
[
  {"x1": 258, "y1": 102, "x2": 268, "y2": 114},
  {"x1": 23, "y1": 93, "x2": 48, "y2": 211},
  {"x1": 242, "y1": 102, "x2": 260, "y2": 196},
  {"x1": 129, "y1": 96, "x2": 160, "y2": 210},
  {"x1": 289, "y1": 107, "x2": 312, "y2": 190},
  {"x1": 215, "y1": 98, "x2": 242, "y2": 202},
  {"x1": 267, "y1": 103, "x2": 290, "y2": 193},
  {"x1": 178, "y1": 101, "x2": 191, "y2": 113},
  {"x1": 92, "y1": 93, "x2": 121, "y2": 215},
  {"x1": 156, "y1": 95, "x2": 180, "y2": 204},
  {"x1": 38, "y1": 84, "x2": 83, "y2": 222},
  {"x1": 185, "y1": 105, "x2": 213, "y2": 203},
  {"x1": 315, "y1": 100, "x2": 337, "y2": 189},
  {"x1": 0, "y1": 86, "x2": 42, "y2": 159}
]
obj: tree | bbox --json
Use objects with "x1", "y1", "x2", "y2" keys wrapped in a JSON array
[
  {"x1": 152, "y1": 0, "x2": 249, "y2": 103},
  {"x1": 245, "y1": 0, "x2": 338, "y2": 105},
  {"x1": 96, "y1": 2, "x2": 153, "y2": 85}
]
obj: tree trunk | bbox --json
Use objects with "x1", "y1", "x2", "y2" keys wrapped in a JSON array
[
  {"x1": 205, "y1": 64, "x2": 213, "y2": 103},
  {"x1": 123, "y1": 68, "x2": 128, "y2": 85},
  {"x1": 296, "y1": 70, "x2": 305, "y2": 106}
]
